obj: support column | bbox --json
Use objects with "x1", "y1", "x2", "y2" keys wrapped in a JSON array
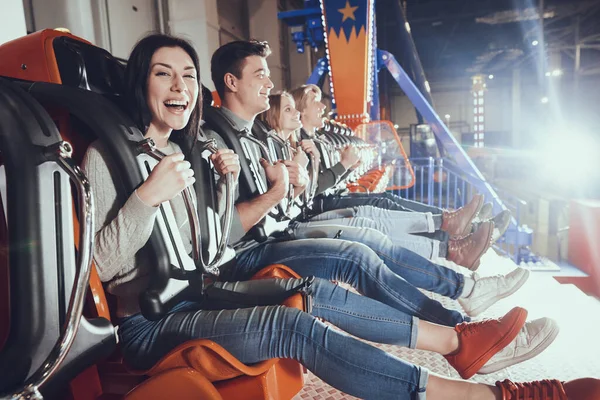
[
  {"x1": 471, "y1": 74, "x2": 486, "y2": 148},
  {"x1": 167, "y1": 0, "x2": 220, "y2": 90},
  {"x1": 511, "y1": 68, "x2": 521, "y2": 148},
  {"x1": 248, "y1": 0, "x2": 285, "y2": 91},
  {"x1": 0, "y1": 0, "x2": 26, "y2": 45}
]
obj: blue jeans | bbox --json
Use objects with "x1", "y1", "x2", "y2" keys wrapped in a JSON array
[
  {"x1": 306, "y1": 207, "x2": 441, "y2": 258},
  {"x1": 289, "y1": 221, "x2": 464, "y2": 301},
  {"x1": 316, "y1": 192, "x2": 443, "y2": 214},
  {"x1": 119, "y1": 278, "x2": 428, "y2": 400},
  {"x1": 226, "y1": 238, "x2": 466, "y2": 326}
]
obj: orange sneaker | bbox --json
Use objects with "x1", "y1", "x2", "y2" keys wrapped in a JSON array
[
  {"x1": 496, "y1": 378, "x2": 600, "y2": 399},
  {"x1": 444, "y1": 306, "x2": 527, "y2": 379}
]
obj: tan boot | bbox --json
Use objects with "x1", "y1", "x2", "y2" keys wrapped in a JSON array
[
  {"x1": 441, "y1": 194, "x2": 484, "y2": 238},
  {"x1": 447, "y1": 221, "x2": 493, "y2": 270}
]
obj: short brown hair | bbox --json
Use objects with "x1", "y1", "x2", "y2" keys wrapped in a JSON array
[{"x1": 211, "y1": 40, "x2": 271, "y2": 99}]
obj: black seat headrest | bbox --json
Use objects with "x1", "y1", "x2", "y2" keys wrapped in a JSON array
[{"x1": 53, "y1": 36, "x2": 126, "y2": 97}]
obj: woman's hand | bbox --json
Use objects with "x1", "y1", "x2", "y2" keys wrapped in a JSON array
[
  {"x1": 300, "y1": 139, "x2": 321, "y2": 165},
  {"x1": 292, "y1": 148, "x2": 309, "y2": 168},
  {"x1": 210, "y1": 148, "x2": 240, "y2": 182},
  {"x1": 136, "y1": 152, "x2": 195, "y2": 206}
]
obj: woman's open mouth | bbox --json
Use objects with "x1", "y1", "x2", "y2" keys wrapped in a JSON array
[{"x1": 164, "y1": 100, "x2": 189, "y2": 112}]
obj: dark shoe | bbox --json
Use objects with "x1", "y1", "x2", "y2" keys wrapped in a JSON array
[
  {"x1": 496, "y1": 377, "x2": 600, "y2": 399},
  {"x1": 444, "y1": 306, "x2": 527, "y2": 379},
  {"x1": 442, "y1": 194, "x2": 484, "y2": 238},
  {"x1": 447, "y1": 221, "x2": 493, "y2": 270}
]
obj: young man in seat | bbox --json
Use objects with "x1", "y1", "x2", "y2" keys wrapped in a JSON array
[{"x1": 201, "y1": 40, "x2": 557, "y2": 372}]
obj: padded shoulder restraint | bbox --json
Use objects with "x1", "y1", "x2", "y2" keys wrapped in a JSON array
[
  {"x1": 203, "y1": 107, "x2": 274, "y2": 242},
  {"x1": 203, "y1": 107, "x2": 264, "y2": 202}
]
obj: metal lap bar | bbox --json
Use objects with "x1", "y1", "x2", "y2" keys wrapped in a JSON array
[
  {"x1": 266, "y1": 132, "x2": 296, "y2": 215},
  {"x1": 239, "y1": 131, "x2": 293, "y2": 220},
  {"x1": 6, "y1": 142, "x2": 94, "y2": 400},
  {"x1": 136, "y1": 139, "x2": 202, "y2": 264},
  {"x1": 136, "y1": 138, "x2": 234, "y2": 276},
  {"x1": 195, "y1": 139, "x2": 234, "y2": 274}
]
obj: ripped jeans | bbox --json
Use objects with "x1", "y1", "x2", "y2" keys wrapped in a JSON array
[
  {"x1": 224, "y1": 237, "x2": 467, "y2": 326},
  {"x1": 119, "y1": 278, "x2": 429, "y2": 400}
]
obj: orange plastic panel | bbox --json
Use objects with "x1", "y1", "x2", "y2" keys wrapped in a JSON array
[
  {"x1": 215, "y1": 358, "x2": 304, "y2": 400},
  {"x1": 0, "y1": 29, "x2": 91, "y2": 83},
  {"x1": 68, "y1": 365, "x2": 104, "y2": 400},
  {"x1": 568, "y1": 199, "x2": 600, "y2": 296},
  {"x1": 124, "y1": 368, "x2": 223, "y2": 400},
  {"x1": 321, "y1": 0, "x2": 375, "y2": 128},
  {"x1": 355, "y1": 120, "x2": 415, "y2": 190}
]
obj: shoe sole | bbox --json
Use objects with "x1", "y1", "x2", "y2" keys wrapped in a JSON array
[
  {"x1": 467, "y1": 222, "x2": 494, "y2": 271},
  {"x1": 478, "y1": 319, "x2": 559, "y2": 374},
  {"x1": 460, "y1": 196, "x2": 484, "y2": 237},
  {"x1": 477, "y1": 203, "x2": 493, "y2": 221},
  {"x1": 491, "y1": 212, "x2": 511, "y2": 244},
  {"x1": 460, "y1": 307, "x2": 528, "y2": 379},
  {"x1": 467, "y1": 269, "x2": 531, "y2": 317}
]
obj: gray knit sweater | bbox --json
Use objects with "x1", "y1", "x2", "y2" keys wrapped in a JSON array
[{"x1": 82, "y1": 140, "x2": 196, "y2": 317}]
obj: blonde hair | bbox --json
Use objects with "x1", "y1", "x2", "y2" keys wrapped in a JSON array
[
  {"x1": 289, "y1": 84, "x2": 322, "y2": 114},
  {"x1": 259, "y1": 92, "x2": 299, "y2": 147}
]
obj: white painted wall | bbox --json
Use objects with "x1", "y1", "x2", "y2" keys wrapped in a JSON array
[
  {"x1": 218, "y1": 0, "x2": 248, "y2": 43},
  {"x1": 12, "y1": 0, "x2": 300, "y2": 93},
  {"x1": 29, "y1": 0, "x2": 97, "y2": 43},
  {"x1": 106, "y1": 0, "x2": 158, "y2": 59},
  {"x1": 390, "y1": 80, "x2": 514, "y2": 144},
  {"x1": 167, "y1": 0, "x2": 220, "y2": 90},
  {"x1": 248, "y1": 0, "x2": 284, "y2": 90},
  {"x1": 0, "y1": 0, "x2": 27, "y2": 45}
]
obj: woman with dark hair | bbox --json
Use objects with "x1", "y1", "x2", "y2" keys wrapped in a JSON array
[{"x1": 80, "y1": 34, "x2": 598, "y2": 400}]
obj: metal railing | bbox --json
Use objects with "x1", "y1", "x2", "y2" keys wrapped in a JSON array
[{"x1": 390, "y1": 156, "x2": 532, "y2": 264}]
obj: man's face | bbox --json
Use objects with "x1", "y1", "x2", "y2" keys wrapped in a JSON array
[
  {"x1": 301, "y1": 92, "x2": 326, "y2": 129},
  {"x1": 235, "y1": 55, "x2": 274, "y2": 116}
]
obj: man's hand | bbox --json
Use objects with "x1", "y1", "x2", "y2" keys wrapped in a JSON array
[
  {"x1": 340, "y1": 146, "x2": 360, "y2": 169},
  {"x1": 210, "y1": 149, "x2": 240, "y2": 182},
  {"x1": 349, "y1": 159, "x2": 363, "y2": 171},
  {"x1": 259, "y1": 158, "x2": 289, "y2": 199},
  {"x1": 283, "y1": 160, "x2": 309, "y2": 188}
]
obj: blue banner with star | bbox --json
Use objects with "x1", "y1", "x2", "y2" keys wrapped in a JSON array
[{"x1": 323, "y1": 0, "x2": 368, "y2": 40}]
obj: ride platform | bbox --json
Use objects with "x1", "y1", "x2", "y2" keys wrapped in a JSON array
[{"x1": 294, "y1": 250, "x2": 600, "y2": 399}]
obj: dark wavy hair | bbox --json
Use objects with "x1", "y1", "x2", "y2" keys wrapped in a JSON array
[
  {"x1": 210, "y1": 40, "x2": 271, "y2": 100},
  {"x1": 124, "y1": 33, "x2": 201, "y2": 154}
]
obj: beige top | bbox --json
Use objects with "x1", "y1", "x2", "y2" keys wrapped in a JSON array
[{"x1": 82, "y1": 140, "x2": 195, "y2": 317}]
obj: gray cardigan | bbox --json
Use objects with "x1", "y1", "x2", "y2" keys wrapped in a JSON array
[{"x1": 82, "y1": 140, "x2": 196, "y2": 317}]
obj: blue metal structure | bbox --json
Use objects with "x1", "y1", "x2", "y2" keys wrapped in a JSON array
[
  {"x1": 279, "y1": 1, "x2": 535, "y2": 263},
  {"x1": 278, "y1": 1, "x2": 323, "y2": 53},
  {"x1": 306, "y1": 57, "x2": 329, "y2": 87}
]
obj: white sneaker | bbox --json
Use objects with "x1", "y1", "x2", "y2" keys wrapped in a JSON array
[
  {"x1": 458, "y1": 268, "x2": 530, "y2": 317},
  {"x1": 479, "y1": 317, "x2": 559, "y2": 374},
  {"x1": 491, "y1": 210, "x2": 511, "y2": 243}
]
